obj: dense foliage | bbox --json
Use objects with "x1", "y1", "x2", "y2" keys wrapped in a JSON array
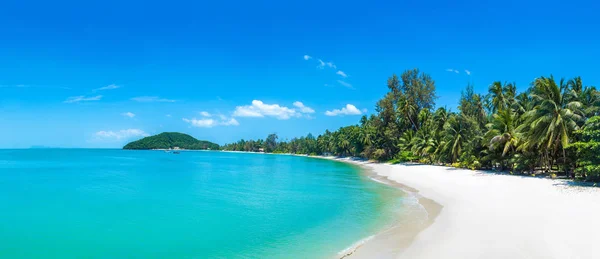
[
  {"x1": 568, "y1": 116, "x2": 600, "y2": 181},
  {"x1": 123, "y1": 132, "x2": 220, "y2": 150},
  {"x1": 223, "y1": 70, "x2": 600, "y2": 181}
]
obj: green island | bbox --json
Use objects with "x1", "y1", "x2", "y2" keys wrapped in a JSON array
[
  {"x1": 224, "y1": 69, "x2": 600, "y2": 182},
  {"x1": 123, "y1": 132, "x2": 219, "y2": 150}
]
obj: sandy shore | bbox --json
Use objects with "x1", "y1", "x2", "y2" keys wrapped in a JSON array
[{"x1": 323, "y1": 157, "x2": 600, "y2": 259}]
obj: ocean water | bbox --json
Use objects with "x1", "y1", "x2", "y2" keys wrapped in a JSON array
[{"x1": 0, "y1": 149, "x2": 407, "y2": 258}]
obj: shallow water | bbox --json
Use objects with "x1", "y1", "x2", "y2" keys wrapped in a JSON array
[{"x1": 0, "y1": 149, "x2": 406, "y2": 258}]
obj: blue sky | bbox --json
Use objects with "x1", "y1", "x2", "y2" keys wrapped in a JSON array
[{"x1": 1, "y1": 0, "x2": 599, "y2": 148}]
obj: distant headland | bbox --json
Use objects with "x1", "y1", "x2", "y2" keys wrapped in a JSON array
[{"x1": 123, "y1": 132, "x2": 219, "y2": 150}]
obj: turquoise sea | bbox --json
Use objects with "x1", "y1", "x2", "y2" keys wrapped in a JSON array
[{"x1": 0, "y1": 149, "x2": 407, "y2": 258}]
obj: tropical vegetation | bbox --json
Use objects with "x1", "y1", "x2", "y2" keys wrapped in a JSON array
[{"x1": 223, "y1": 69, "x2": 600, "y2": 181}]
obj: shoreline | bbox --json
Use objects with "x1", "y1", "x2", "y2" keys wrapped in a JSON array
[
  {"x1": 319, "y1": 157, "x2": 600, "y2": 259},
  {"x1": 310, "y1": 156, "x2": 443, "y2": 259},
  {"x1": 175, "y1": 150, "x2": 600, "y2": 258}
]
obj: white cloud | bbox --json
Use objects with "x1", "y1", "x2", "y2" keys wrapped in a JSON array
[
  {"x1": 183, "y1": 118, "x2": 216, "y2": 128},
  {"x1": 317, "y1": 59, "x2": 336, "y2": 69},
  {"x1": 200, "y1": 111, "x2": 212, "y2": 117},
  {"x1": 465, "y1": 70, "x2": 471, "y2": 75},
  {"x1": 131, "y1": 96, "x2": 176, "y2": 103},
  {"x1": 317, "y1": 59, "x2": 326, "y2": 69},
  {"x1": 293, "y1": 101, "x2": 315, "y2": 114},
  {"x1": 95, "y1": 129, "x2": 149, "y2": 140},
  {"x1": 122, "y1": 112, "x2": 135, "y2": 118},
  {"x1": 337, "y1": 80, "x2": 353, "y2": 89},
  {"x1": 64, "y1": 95, "x2": 102, "y2": 103},
  {"x1": 221, "y1": 118, "x2": 240, "y2": 126},
  {"x1": 445, "y1": 68, "x2": 460, "y2": 74},
  {"x1": 183, "y1": 116, "x2": 239, "y2": 128},
  {"x1": 336, "y1": 70, "x2": 348, "y2": 78},
  {"x1": 166, "y1": 114, "x2": 172, "y2": 117},
  {"x1": 93, "y1": 84, "x2": 120, "y2": 92},
  {"x1": 325, "y1": 104, "x2": 363, "y2": 116},
  {"x1": 233, "y1": 100, "x2": 299, "y2": 120},
  {"x1": 303, "y1": 55, "x2": 312, "y2": 60}
]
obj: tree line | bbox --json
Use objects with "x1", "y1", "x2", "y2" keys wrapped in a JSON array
[{"x1": 222, "y1": 69, "x2": 600, "y2": 181}]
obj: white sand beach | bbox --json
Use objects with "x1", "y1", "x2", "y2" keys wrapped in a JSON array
[{"x1": 330, "y1": 158, "x2": 600, "y2": 259}]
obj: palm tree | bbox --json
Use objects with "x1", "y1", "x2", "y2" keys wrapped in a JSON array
[
  {"x1": 433, "y1": 107, "x2": 449, "y2": 130},
  {"x1": 488, "y1": 81, "x2": 507, "y2": 113},
  {"x1": 487, "y1": 109, "x2": 519, "y2": 156},
  {"x1": 486, "y1": 109, "x2": 520, "y2": 169},
  {"x1": 398, "y1": 130, "x2": 415, "y2": 152},
  {"x1": 487, "y1": 81, "x2": 517, "y2": 113},
  {"x1": 398, "y1": 95, "x2": 419, "y2": 130},
  {"x1": 359, "y1": 121, "x2": 376, "y2": 147},
  {"x1": 579, "y1": 86, "x2": 600, "y2": 118},
  {"x1": 567, "y1": 76, "x2": 583, "y2": 97},
  {"x1": 514, "y1": 92, "x2": 533, "y2": 117},
  {"x1": 412, "y1": 128, "x2": 436, "y2": 161},
  {"x1": 567, "y1": 77, "x2": 599, "y2": 119},
  {"x1": 443, "y1": 115, "x2": 475, "y2": 163},
  {"x1": 339, "y1": 138, "x2": 351, "y2": 156},
  {"x1": 521, "y1": 76, "x2": 583, "y2": 171},
  {"x1": 503, "y1": 82, "x2": 517, "y2": 102}
]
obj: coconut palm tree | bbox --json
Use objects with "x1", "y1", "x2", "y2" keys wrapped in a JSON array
[
  {"x1": 485, "y1": 109, "x2": 520, "y2": 169},
  {"x1": 488, "y1": 81, "x2": 507, "y2": 113},
  {"x1": 412, "y1": 128, "x2": 436, "y2": 161},
  {"x1": 521, "y1": 76, "x2": 583, "y2": 171},
  {"x1": 433, "y1": 107, "x2": 449, "y2": 129},
  {"x1": 487, "y1": 109, "x2": 519, "y2": 156},
  {"x1": 579, "y1": 86, "x2": 600, "y2": 118},
  {"x1": 397, "y1": 130, "x2": 414, "y2": 152},
  {"x1": 567, "y1": 77, "x2": 599, "y2": 119},
  {"x1": 443, "y1": 114, "x2": 475, "y2": 163},
  {"x1": 359, "y1": 120, "x2": 376, "y2": 147},
  {"x1": 398, "y1": 95, "x2": 419, "y2": 130}
]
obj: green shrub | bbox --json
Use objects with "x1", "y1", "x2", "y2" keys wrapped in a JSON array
[{"x1": 395, "y1": 151, "x2": 418, "y2": 162}]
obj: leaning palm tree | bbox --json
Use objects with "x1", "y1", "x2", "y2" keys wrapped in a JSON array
[
  {"x1": 397, "y1": 95, "x2": 419, "y2": 130},
  {"x1": 520, "y1": 76, "x2": 583, "y2": 171}
]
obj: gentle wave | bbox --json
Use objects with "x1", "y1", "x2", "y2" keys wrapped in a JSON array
[
  {"x1": 335, "y1": 174, "x2": 431, "y2": 257},
  {"x1": 337, "y1": 234, "x2": 376, "y2": 258}
]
